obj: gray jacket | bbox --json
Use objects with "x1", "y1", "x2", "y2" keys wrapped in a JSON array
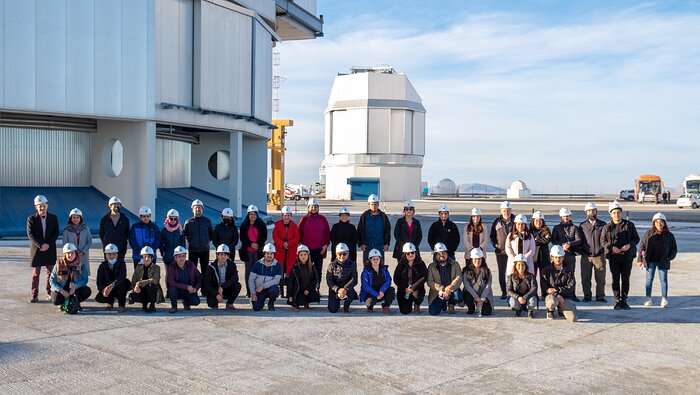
[
  {"x1": 489, "y1": 215, "x2": 514, "y2": 254},
  {"x1": 579, "y1": 219, "x2": 606, "y2": 257},
  {"x1": 62, "y1": 224, "x2": 93, "y2": 276}
]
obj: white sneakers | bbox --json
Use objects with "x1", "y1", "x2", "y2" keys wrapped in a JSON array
[
  {"x1": 644, "y1": 298, "x2": 652, "y2": 307},
  {"x1": 645, "y1": 297, "x2": 670, "y2": 308}
]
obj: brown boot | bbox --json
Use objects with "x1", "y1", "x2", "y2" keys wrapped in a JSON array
[
  {"x1": 303, "y1": 303, "x2": 310, "y2": 310},
  {"x1": 413, "y1": 304, "x2": 421, "y2": 314}
]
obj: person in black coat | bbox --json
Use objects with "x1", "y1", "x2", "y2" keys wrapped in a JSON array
[
  {"x1": 95, "y1": 243, "x2": 132, "y2": 313},
  {"x1": 393, "y1": 242, "x2": 428, "y2": 314},
  {"x1": 204, "y1": 244, "x2": 242, "y2": 309},
  {"x1": 99, "y1": 196, "x2": 130, "y2": 261},
  {"x1": 427, "y1": 204, "x2": 460, "y2": 260},
  {"x1": 330, "y1": 207, "x2": 358, "y2": 264},
  {"x1": 392, "y1": 201, "x2": 423, "y2": 263},
  {"x1": 601, "y1": 201, "x2": 640, "y2": 311},
  {"x1": 239, "y1": 205, "x2": 268, "y2": 297},
  {"x1": 27, "y1": 195, "x2": 60, "y2": 303},
  {"x1": 183, "y1": 199, "x2": 214, "y2": 283},
  {"x1": 288, "y1": 244, "x2": 321, "y2": 310},
  {"x1": 212, "y1": 208, "x2": 239, "y2": 262}
]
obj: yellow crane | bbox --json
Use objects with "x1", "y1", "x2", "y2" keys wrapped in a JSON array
[{"x1": 268, "y1": 119, "x2": 293, "y2": 211}]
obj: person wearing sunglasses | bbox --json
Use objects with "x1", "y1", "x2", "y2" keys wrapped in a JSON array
[
  {"x1": 160, "y1": 209, "x2": 185, "y2": 277},
  {"x1": 330, "y1": 207, "x2": 358, "y2": 265},
  {"x1": 128, "y1": 206, "x2": 160, "y2": 270},
  {"x1": 392, "y1": 200, "x2": 423, "y2": 265},
  {"x1": 326, "y1": 243, "x2": 358, "y2": 313},
  {"x1": 393, "y1": 242, "x2": 428, "y2": 314}
]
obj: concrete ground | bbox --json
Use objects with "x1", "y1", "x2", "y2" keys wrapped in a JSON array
[{"x1": 2, "y1": 199, "x2": 699, "y2": 394}]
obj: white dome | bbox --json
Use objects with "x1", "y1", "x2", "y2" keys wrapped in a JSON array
[
  {"x1": 509, "y1": 180, "x2": 528, "y2": 190},
  {"x1": 435, "y1": 178, "x2": 457, "y2": 194}
]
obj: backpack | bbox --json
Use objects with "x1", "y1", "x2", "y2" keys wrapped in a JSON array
[{"x1": 62, "y1": 294, "x2": 80, "y2": 315}]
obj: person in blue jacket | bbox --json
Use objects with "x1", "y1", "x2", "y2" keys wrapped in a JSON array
[
  {"x1": 49, "y1": 243, "x2": 91, "y2": 312},
  {"x1": 360, "y1": 249, "x2": 395, "y2": 314},
  {"x1": 128, "y1": 206, "x2": 160, "y2": 270}
]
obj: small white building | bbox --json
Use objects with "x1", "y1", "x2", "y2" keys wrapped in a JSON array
[
  {"x1": 507, "y1": 180, "x2": 532, "y2": 199},
  {"x1": 322, "y1": 67, "x2": 426, "y2": 201}
]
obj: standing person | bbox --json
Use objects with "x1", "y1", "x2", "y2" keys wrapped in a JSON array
[
  {"x1": 357, "y1": 194, "x2": 391, "y2": 262},
  {"x1": 552, "y1": 207, "x2": 582, "y2": 301},
  {"x1": 393, "y1": 200, "x2": 423, "y2": 264},
  {"x1": 27, "y1": 195, "x2": 59, "y2": 303},
  {"x1": 288, "y1": 244, "x2": 321, "y2": 310},
  {"x1": 601, "y1": 201, "x2": 640, "y2": 310},
  {"x1": 160, "y1": 209, "x2": 185, "y2": 275},
  {"x1": 99, "y1": 196, "x2": 130, "y2": 261},
  {"x1": 272, "y1": 206, "x2": 300, "y2": 298},
  {"x1": 204, "y1": 244, "x2": 242, "y2": 310},
  {"x1": 129, "y1": 246, "x2": 164, "y2": 313},
  {"x1": 330, "y1": 207, "x2": 359, "y2": 264},
  {"x1": 128, "y1": 206, "x2": 160, "y2": 270},
  {"x1": 298, "y1": 198, "x2": 331, "y2": 289},
  {"x1": 183, "y1": 199, "x2": 213, "y2": 285},
  {"x1": 360, "y1": 249, "x2": 395, "y2": 314},
  {"x1": 167, "y1": 246, "x2": 202, "y2": 314},
  {"x1": 579, "y1": 202, "x2": 607, "y2": 303},
  {"x1": 490, "y1": 201, "x2": 515, "y2": 299},
  {"x1": 62, "y1": 208, "x2": 92, "y2": 276},
  {"x1": 239, "y1": 205, "x2": 268, "y2": 297},
  {"x1": 49, "y1": 243, "x2": 91, "y2": 312},
  {"x1": 542, "y1": 245, "x2": 577, "y2": 321},
  {"x1": 427, "y1": 204, "x2": 460, "y2": 260},
  {"x1": 426, "y1": 243, "x2": 462, "y2": 315},
  {"x1": 249, "y1": 243, "x2": 282, "y2": 312},
  {"x1": 326, "y1": 243, "x2": 358, "y2": 314},
  {"x1": 462, "y1": 248, "x2": 494, "y2": 316},
  {"x1": 638, "y1": 213, "x2": 677, "y2": 308},
  {"x1": 463, "y1": 208, "x2": 488, "y2": 264},
  {"x1": 212, "y1": 208, "x2": 239, "y2": 262},
  {"x1": 393, "y1": 242, "x2": 428, "y2": 315},
  {"x1": 506, "y1": 254, "x2": 538, "y2": 318},
  {"x1": 506, "y1": 214, "x2": 535, "y2": 275},
  {"x1": 95, "y1": 244, "x2": 131, "y2": 313},
  {"x1": 530, "y1": 211, "x2": 551, "y2": 299}
]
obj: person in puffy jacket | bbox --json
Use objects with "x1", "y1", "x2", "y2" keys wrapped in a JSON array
[
  {"x1": 330, "y1": 207, "x2": 358, "y2": 266},
  {"x1": 288, "y1": 244, "x2": 320, "y2": 310},
  {"x1": 601, "y1": 201, "x2": 639, "y2": 311},
  {"x1": 551, "y1": 207, "x2": 582, "y2": 302},
  {"x1": 393, "y1": 201, "x2": 422, "y2": 263},
  {"x1": 99, "y1": 197, "x2": 130, "y2": 261},
  {"x1": 530, "y1": 211, "x2": 551, "y2": 299},
  {"x1": 240, "y1": 205, "x2": 268, "y2": 297},
  {"x1": 249, "y1": 243, "x2": 282, "y2": 312},
  {"x1": 49, "y1": 243, "x2": 91, "y2": 312},
  {"x1": 95, "y1": 244, "x2": 131, "y2": 313},
  {"x1": 204, "y1": 244, "x2": 241, "y2": 310},
  {"x1": 542, "y1": 245, "x2": 577, "y2": 321},
  {"x1": 462, "y1": 248, "x2": 493, "y2": 316},
  {"x1": 212, "y1": 208, "x2": 239, "y2": 262},
  {"x1": 506, "y1": 254, "x2": 538, "y2": 318},
  {"x1": 326, "y1": 243, "x2": 358, "y2": 314},
  {"x1": 272, "y1": 206, "x2": 300, "y2": 298},
  {"x1": 129, "y1": 206, "x2": 160, "y2": 270},
  {"x1": 360, "y1": 249, "x2": 395, "y2": 314},
  {"x1": 62, "y1": 208, "x2": 92, "y2": 276},
  {"x1": 638, "y1": 213, "x2": 677, "y2": 309},
  {"x1": 160, "y1": 209, "x2": 185, "y2": 271},
  {"x1": 183, "y1": 200, "x2": 213, "y2": 282},
  {"x1": 299, "y1": 199, "x2": 331, "y2": 287},
  {"x1": 393, "y1": 242, "x2": 428, "y2": 315}
]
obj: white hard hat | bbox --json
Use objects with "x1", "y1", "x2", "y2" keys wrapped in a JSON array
[
  {"x1": 191, "y1": 199, "x2": 204, "y2": 208},
  {"x1": 167, "y1": 209, "x2": 180, "y2": 218},
  {"x1": 104, "y1": 244, "x2": 119, "y2": 254},
  {"x1": 514, "y1": 214, "x2": 528, "y2": 224},
  {"x1": 281, "y1": 206, "x2": 293, "y2": 215},
  {"x1": 108, "y1": 196, "x2": 121, "y2": 206},
  {"x1": 216, "y1": 244, "x2": 230, "y2": 254},
  {"x1": 368, "y1": 249, "x2": 382, "y2": 259},
  {"x1": 559, "y1": 207, "x2": 572, "y2": 217},
  {"x1": 404, "y1": 200, "x2": 415, "y2": 208},
  {"x1": 140, "y1": 246, "x2": 154, "y2": 256},
  {"x1": 297, "y1": 244, "x2": 310, "y2": 254},
  {"x1": 513, "y1": 253, "x2": 527, "y2": 263},
  {"x1": 608, "y1": 200, "x2": 622, "y2": 213},
  {"x1": 532, "y1": 211, "x2": 544, "y2": 220},
  {"x1": 402, "y1": 242, "x2": 417, "y2": 253},
  {"x1": 139, "y1": 206, "x2": 152, "y2": 216},
  {"x1": 500, "y1": 201, "x2": 512, "y2": 209},
  {"x1": 367, "y1": 194, "x2": 380, "y2": 203},
  {"x1": 262, "y1": 243, "x2": 276, "y2": 253},
  {"x1": 173, "y1": 246, "x2": 187, "y2": 256},
  {"x1": 438, "y1": 204, "x2": 449, "y2": 213},
  {"x1": 69, "y1": 208, "x2": 83, "y2": 217},
  {"x1": 584, "y1": 202, "x2": 598, "y2": 212},
  {"x1": 338, "y1": 207, "x2": 350, "y2": 215},
  {"x1": 433, "y1": 242, "x2": 448, "y2": 253},
  {"x1": 335, "y1": 243, "x2": 349, "y2": 253},
  {"x1": 34, "y1": 195, "x2": 48, "y2": 205},
  {"x1": 652, "y1": 212, "x2": 667, "y2": 222},
  {"x1": 307, "y1": 198, "x2": 320, "y2": 207},
  {"x1": 550, "y1": 245, "x2": 565, "y2": 257},
  {"x1": 247, "y1": 204, "x2": 259, "y2": 213},
  {"x1": 221, "y1": 208, "x2": 234, "y2": 217},
  {"x1": 470, "y1": 248, "x2": 484, "y2": 259},
  {"x1": 62, "y1": 243, "x2": 77, "y2": 254},
  {"x1": 470, "y1": 208, "x2": 482, "y2": 216}
]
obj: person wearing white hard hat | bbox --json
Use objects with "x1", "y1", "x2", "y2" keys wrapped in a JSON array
[
  {"x1": 601, "y1": 201, "x2": 639, "y2": 310},
  {"x1": 638, "y1": 213, "x2": 677, "y2": 308},
  {"x1": 330, "y1": 207, "x2": 358, "y2": 265},
  {"x1": 27, "y1": 195, "x2": 60, "y2": 303},
  {"x1": 393, "y1": 242, "x2": 428, "y2": 314},
  {"x1": 95, "y1": 244, "x2": 131, "y2": 313},
  {"x1": 129, "y1": 246, "x2": 165, "y2": 313},
  {"x1": 462, "y1": 248, "x2": 494, "y2": 316},
  {"x1": 358, "y1": 194, "x2": 391, "y2": 263},
  {"x1": 204, "y1": 244, "x2": 242, "y2": 310},
  {"x1": 463, "y1": 208, "x2": 488, "y2": 264},
  {"x1": 326, "y1": 243, "x2": 358, "y2": 313},
  {"x1": 360, "y1": 249, "x2": 395, "y2": 314},
  {"x1": 128, "y1": 206, "x2": 160, "y2": 270},
  {"x1": 427, "y1": 204, "x2": 460, "y2": 261},
  {"x1": 552, "y1": 207, "x2": 582, "y2": 302},
  {"x1": 212, "y1": 207, "x2": 239, "y2": 264},
  {"x1": 393, "y1": 200, "x2": 423, "y2": 265},
  {"x1": 184, "y1": 199, "x2": 214, "y2": 284},
  {"x1": 298, "y1": 199, "x2": 330, "y2": 289},
  {"x1": 49, "y1": 243, "x2": 92, "y2": 312},
  {"x1": 160, "y1": 208, "x2": 185, "y2": 272},
  {"x1": 542, "y1": 245, "x2": 577, "y2": 321},
  {"x1": 249, "y1": 243, "x2": 282, "y2": 311},
  {"x1": 240, "y1": 204, "x2": 268, "y2": 297},
  {"x1": 506, "y1": 254, "x2": 538, "y2": 318},
  {"x1": 99, "y1": 196, "x2": 130, "y2": 261},
  {"x1": 505, "y1": 214, "x2": 535, "y2": 276},
  {"x1": 62, "y1": 208, "x2": 93, "y2": 277},
  {"x1": 288, "y1": 244, "x2": 321, "y2": 310},
  {"x1": 579, "y1": 202, "x2": 608, "y2": 303},
  {"x1": 427, "y1": 242, "x2": 463, "y2": 315},
  {"x1": 490, "y1": 201, "x2": 515, "y2": 299},
  {"x1": 166, "y1": 246, "x2": 202, "y2": 313},
  {"x1": 272, "y1": 206, "x2": 300, "y2": 299},
  {"x1": 530, "y1": 211, "x2": 552, "y2": 299}
]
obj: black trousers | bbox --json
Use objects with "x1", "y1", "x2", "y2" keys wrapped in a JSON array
[
  {"x1": 95, "y1": 279, "x2": 132, "y2": 307},
  {"x1": 396, "y1": 288, "x2": 426, "y2": 314},
  {"x1": 291, "y1": 289, "x2": 321, "y2": 306},
  {"x1": 129, "y1": 283, "x2": 158, "y2": 307},
  {"x1": 327, "y1": 288, "x2": 357, "y2": 313},
  {"x1": 309, "y1": 248, "x2": 324, "y2": 289},
  {"x1": 463, "y1": 291, "x2": 493, "y2": 315},
  {"x1": 609, "y1": 254, "x2": 633, "y2": 302},
  {"x1": 188, "y1": 250, "x2": 210, "y2": 283},
  {"x1": 496, "y1": 253, "x2": 508, "y2": 296},
  {"x1": 51, "y1": 286, "x2": 92, "y2": 305},
  {"x1": 364, "y1": 287, "x2": 395, "y2": 308},
  {"x1": 563, "y1": 253, "x2": 578, "y2": 298},
  {"x1": 168, "y1": 287, "x2": 201, "y2": 308},
  {"x1": 206, "y1": 282, "x2": 242, "y2": 308}
]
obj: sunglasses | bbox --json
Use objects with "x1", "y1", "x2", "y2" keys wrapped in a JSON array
[
  {"x1": 404, "y1": 207, "x2": 415, "y2": 211},
  {"x1": 140, "y1": 215, "x2": 151, "y2": 218},
  {"x1": 406, "y1": 251, "x2": 416, "y2": 255},
  {"x1": 337, "y1": 252, "x2": 348, "y2": 256}
]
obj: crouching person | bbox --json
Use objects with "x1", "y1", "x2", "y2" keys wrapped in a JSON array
[
  {"x1": 50, "y1": 243, "x2": 91, "y2": 313},
  {"x1": 129, "y1": 246, "x2": 164, "y2": 313},
  {"x1": 393, "y1": 242, "x2": 428, "y2": 315},
  {"x1": 427, "y1": 243, "x2": 463, "y2": 315},
  {"x1": 360, "y1": 249, "x2": 395, "y2": 314},
  {"x1": 462, "y1": 248, "x2": 494, "y2": 316},
  {"x1": 249, "y1": 243, "x2": 282, "y2": 311},
  {"x1": 543, "y1": 245, "x2": 577, "y2": 321},
  {"x1": 95, "y1": 244, "x2": 131, "y2": 313},
  {"x1": 205, "y1": 244, "x2": 242, "y2": 310},
  {"x1": 507, "y1": 254, "x2": 538, "y2": 318},
  {"x1": 288, "y1": 244, "x2": 321, "y2": 310},
  {"x1": 327, "y1": 243, "x2": 358, "y2": 313},
  {"x1": 167, "y1": 246, "x2": 201, "y2": 314}
]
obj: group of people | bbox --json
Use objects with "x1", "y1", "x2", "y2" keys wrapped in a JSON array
[{"x1": 27, "y1": 194, "x2": 677, "y2": 320}]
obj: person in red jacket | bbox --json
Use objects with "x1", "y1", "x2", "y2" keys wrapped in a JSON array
[
  {"x1": 272, "y1": 206, "x2": 300, "y2": 298},
  {"x1": 298, "y1": 198, "x2": 330, "y2": 290}
]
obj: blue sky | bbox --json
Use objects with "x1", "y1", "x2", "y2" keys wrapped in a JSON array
[{"x1": 277, "y1": 1, "x2": 700, "y2": 193}]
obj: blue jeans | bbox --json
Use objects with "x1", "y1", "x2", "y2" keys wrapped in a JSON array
[
  {"x1": 428, "y1": 289, "x2": 463, "y2": 315},
  {"x1": 645, "y1": 262, "x2": 668, "y2": 298},
  {"x1": 168, "y1": 287, "x2": 201, "y2": 309},
  {"x1": 509, "y1": 296, "x2": 537, "y2": 311},
  {"x1": 251, "y1": 286, "x2": 280, "y2": 311}
]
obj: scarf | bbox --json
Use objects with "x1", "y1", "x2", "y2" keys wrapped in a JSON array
[{"x1": 163, "y1": 218, "x2": 183, "y2": 234}]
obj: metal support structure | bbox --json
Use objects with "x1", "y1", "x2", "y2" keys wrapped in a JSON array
[{"x1": 268, "y1": 119, "x2": 293, "y2": 211}]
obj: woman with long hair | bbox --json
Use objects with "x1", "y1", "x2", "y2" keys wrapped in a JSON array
[
  {"x1": 529, "y1": 211, "x2": 551, "y2": 298},
  {"x1": 506, "y1": 254, "x2": 538, "y2": 318},
  {"x1": 288, "y1": 244, "x2": 320, "y2": 310},
  {"x1": 506, "y1": 214, "x2": 535, "y2": 276},
  {"x1": 463, "y1": 208, "x2": 488, "y2": 264},
  {"x1": 462, "y1": 248, "x2": 494, "y2": 316},
  {"x1": 638, "y1": 212, "x2": 677, "y2": 308},
  {"x1": 393, "y1": 242, "x2": 428, "y2": 314},
  {"x1": 49, "y1": 243, "x2": 91, "y2": 312},
  {"x1": 359, "y1": 249, "x2": 395, "y2": 314},
  {"x1": 240, "y1": 205, "x2": 268, "y2": 297},
  {"x1": 62, "y1": 208, "x2": 92, "y2": 276}
]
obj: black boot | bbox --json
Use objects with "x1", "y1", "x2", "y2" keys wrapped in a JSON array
[{"x1": 268, "y1": 300, "x2": 275, "y2": 311}]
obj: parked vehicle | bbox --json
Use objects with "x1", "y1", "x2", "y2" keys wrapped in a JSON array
[
  {"x1": 676, "y1": 194, "x2": 699, "y2": 209},
  {"x1": 635, "y1": 175, "x2": 663, "y2": 203},
  {"x1": 619, "y1": 189, "x2": 635, "y2": 201}
]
